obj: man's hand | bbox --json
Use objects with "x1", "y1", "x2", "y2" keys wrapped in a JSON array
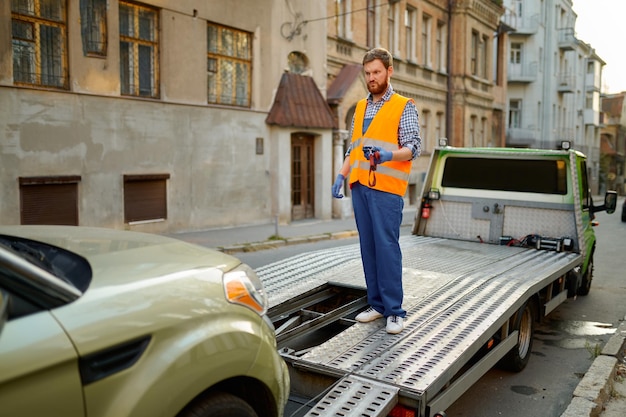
[
  {"x1": 366, "y1": 146, "x2": 392, "y2": 164},
  {"x1": 332, "y1": 174, "x2": 345, "y2": 198}
]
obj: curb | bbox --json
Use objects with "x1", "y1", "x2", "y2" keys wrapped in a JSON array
[
  {"x1": 218, "y1": 230, "x2": 359, "y2": 254},
  {"x1": 560, "y1": 319, "x2": 626, "y2": 417}
]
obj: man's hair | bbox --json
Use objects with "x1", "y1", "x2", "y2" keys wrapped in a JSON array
[{"x1": 363, "y1": 48, "x2": 393, "y2": 68}]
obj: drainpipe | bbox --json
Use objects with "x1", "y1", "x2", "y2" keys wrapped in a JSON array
[{"x1": 446, "y1": 0, "x2": 454, "y2": 145}]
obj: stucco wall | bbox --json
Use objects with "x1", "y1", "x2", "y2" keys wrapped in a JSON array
[{"x1": 0, "y1": 88, "x2": 275, "y2": 233}]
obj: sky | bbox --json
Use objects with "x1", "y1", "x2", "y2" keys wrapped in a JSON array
[{"x1": 573, "y1": 0, "x2": 626, "y2": 93}]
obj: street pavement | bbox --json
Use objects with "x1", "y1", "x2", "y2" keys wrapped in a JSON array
[{"x1": 167, "y1": 205, "x2": 626, "y2": 417}]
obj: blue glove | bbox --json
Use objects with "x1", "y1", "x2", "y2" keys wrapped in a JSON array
[
  {"x1": 332, "y1": 174, "x2": 345, "y2": 199},
  {"x1": 373, "y1": 146, "x2": 393, "y2": 164},
  {"x1": 363, "y1": 146, "x2": 393, "y2": 164},
  {"x1": 363, "y1": 146, "x2": 375, "y2": 160}
]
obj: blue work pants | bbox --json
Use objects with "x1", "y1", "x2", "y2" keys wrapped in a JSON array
[{"x1": 351, "y1": 182, "x2": 406, "y2": 318}]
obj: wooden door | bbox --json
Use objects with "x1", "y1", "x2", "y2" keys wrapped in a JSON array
[{"x1": 291, "y1": 134, "x2": 314, "y2": 220}]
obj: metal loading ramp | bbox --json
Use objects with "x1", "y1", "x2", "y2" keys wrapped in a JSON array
[{"x1": 259, "y1": 236, "x2": 581, "y2": 417}]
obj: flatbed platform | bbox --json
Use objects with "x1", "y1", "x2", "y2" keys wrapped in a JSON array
[{"x1": 259, "y1": 236, "x2": 581, "y2": 416}]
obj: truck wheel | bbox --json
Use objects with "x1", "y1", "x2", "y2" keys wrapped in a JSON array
[
  {"x1": 577, "y1": 254, "x2": 593, "y2": 296},
  {"x1": 177, "y1": 392, "x2": 258, "y2": 417},
  {"x1": 566, "y1": 269, "x2": 580, "y2": 298},
  {"x1": 499, "y1": 301, "x2": 535, "y2": 372}
]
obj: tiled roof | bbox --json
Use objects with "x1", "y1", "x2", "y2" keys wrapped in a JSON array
[
  {"x1": 265, "y1": 73, "x2": 335, "y2": 129},
  {"x1": 327, "y1": 64, "x2": 362, "y2": 105}
]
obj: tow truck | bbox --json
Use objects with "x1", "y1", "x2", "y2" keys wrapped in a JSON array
[{"x1": 261, "y1": 142, "x2": 617, "y2": 417}]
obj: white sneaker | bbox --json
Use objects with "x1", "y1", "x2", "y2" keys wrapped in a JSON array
[
  {"x1": 386, "y1": 315, "x2": 404, "y2": 334},
  {"x1": 355, "y1": 307, "x2": 383, "y2": 323}
]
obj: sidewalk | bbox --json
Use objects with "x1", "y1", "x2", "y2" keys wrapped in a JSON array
[
  {"x1": 168, "y1": 206, "x2": 626, "y2": 417},
  {"x1": 169, "y1": 206, "x2": 417, "y2": 254},
  {"x1": 561, "y1": 320, "x2": 626, "y2": 417}
]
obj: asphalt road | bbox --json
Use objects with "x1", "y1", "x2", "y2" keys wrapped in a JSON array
[
  {"x1": 238, "y1": 201, "x2": 626, "y2": 417},
  {"x1": 443, "y1": 207, "x2": 626, "y2": 417}
]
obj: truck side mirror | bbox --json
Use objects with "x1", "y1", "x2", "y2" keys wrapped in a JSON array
[
  {"x1": 604, "y1": 190, "x2": 617, "y2": 214},
  {"x1": 590, "y1": 190, "x2": 617, "y2": 214}
]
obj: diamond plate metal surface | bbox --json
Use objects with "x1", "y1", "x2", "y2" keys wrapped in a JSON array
[
  {"x1": 502, "y1": 206, "x2": 576, "y2": 242},
  {"x1": 425, "y1": 200, "x2": 490, "y2": 241},
  {"x1": 265, "y1": 236, "x2": 581, "y2": 408},
  {"x1": 304, "y1": 375, "x2": 399, "y2": 417},
  {"x1": 259, "y1": 244, "x2": 363, "y2": 307}
]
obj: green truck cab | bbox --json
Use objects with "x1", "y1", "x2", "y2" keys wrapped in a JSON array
[{"x1": 414, "y1": 143, "x2": 617, "y2": 297}]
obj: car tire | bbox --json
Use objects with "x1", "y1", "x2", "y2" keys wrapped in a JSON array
[
  {"x1": 178, "y1": 392, "x2": 259, "y2": 417},
  {"x1": 498, "y1": 300, "x2": 535, "y2": 372}
]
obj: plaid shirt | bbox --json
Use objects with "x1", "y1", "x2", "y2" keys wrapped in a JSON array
[{"x1": 346, "y1": 85, "x2": 422, "y2": 160}]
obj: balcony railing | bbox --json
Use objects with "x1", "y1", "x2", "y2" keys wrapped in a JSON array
[
  {"x1": 558, "y1": 28, "x2": 578, "y2": 50},
  {"x1": 508, "y1": 62, "x2": 538, "y2": 83},
  {"x1": 558, "y1": 73, "x2": 576, "y2": 93},
  {"x1": 503, "y1": 13, "x2": 539, "y2": 35},
  {"x1": 506, "y1": 127, "x2": 539, "y2": 147}
]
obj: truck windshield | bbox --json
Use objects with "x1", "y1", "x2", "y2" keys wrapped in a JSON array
[{"x1": 441, "y1": 157, "x2": 568, "y2": 195}]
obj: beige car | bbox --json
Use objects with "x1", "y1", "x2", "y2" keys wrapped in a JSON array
[{"x1": 0, "y1": 226, "x2": 289, "y2": 417}]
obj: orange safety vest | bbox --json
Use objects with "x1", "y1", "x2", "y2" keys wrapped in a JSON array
[{"x1": 348, "y1": 94, "x2": 412, "y2": 196}]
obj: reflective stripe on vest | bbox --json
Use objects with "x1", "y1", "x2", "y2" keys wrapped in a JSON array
[{"x1": 348, "y1": 94, "x2": 412, "y2": 196}]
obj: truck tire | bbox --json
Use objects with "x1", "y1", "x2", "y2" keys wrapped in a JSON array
[
  {"x1": 577, "y1": 254, "x2": 593, "y2": 296},
  {"x1": 499, "y1": 300, "x2": 535, "y2": 372},
  {"x1": 566, "y1": 269, "x2": 580, "y2": 298},
  {"x1": 177, "y1": 392, "x2": 259, "y2": 417}
]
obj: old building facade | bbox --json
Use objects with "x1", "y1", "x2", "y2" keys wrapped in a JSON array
[
  {"x1": 1, "y1": 0, "x2": 334, "y2": 232},
  {"x1": 600, "y1": 93, "x2": 626, "y2": 195},
  {"x1": 325, "y1": 0, "x2": 507, "y2": 216},
  {"x1": 1, "y1": 0, "x2": 511, "y2": 231}
]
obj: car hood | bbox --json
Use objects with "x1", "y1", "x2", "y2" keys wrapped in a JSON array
[
  {"x1": 0, "y1": 226, "x2": 251, "y2": 354},
  {"x1": 0, "y1": 225, "x2": 241, "y2": 288}
]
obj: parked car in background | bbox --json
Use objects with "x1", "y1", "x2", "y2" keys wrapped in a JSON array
[
  {"x1": 0, "y1": 226, "x2": 288, "y2": 417},
  {"x1": 622, "y1": 198, "x2": 626, "y2": 222}
]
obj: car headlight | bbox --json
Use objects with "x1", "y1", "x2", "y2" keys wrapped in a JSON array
[{"x1": 223, "y1": 264, "x2": 268, "y2": 315}]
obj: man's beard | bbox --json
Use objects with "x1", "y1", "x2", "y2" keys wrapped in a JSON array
[{"x1": 368, "y1": 79, "x2": 388, "y2": 95}]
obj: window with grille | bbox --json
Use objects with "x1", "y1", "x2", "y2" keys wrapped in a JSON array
[
  {"x1": 509, "y1": 99, "x2": 522, "y2": 128},
  {"x1": 119, "y1": 1, "x2": 159, "y2": 98},
  {"x1": 207, "y1": 23, "x2": 252, "y2": 107},
  {"x1": 366, "y1": 0, "x2": 376, "y2": 48},
  {"x1": 421, "y1": 110, "x2": 430, "y2": 152},
  {"x1": 510, "y1": 43, "x2": 522, "y2": 64},
  {"x1": 471, "y1": 30, "x2": 478, "y2": 75},
  {"x1": 11, "y1": 0, "x2": 68, "y2": 89},
  {"x1": 436, "y1": 21, "x2": 445, "y2": 71},
  {"x1": 123, "y1": 174, "x2": 169, "y2": 223},
  {"x1": 421, "y1": 15, "x2": 431, "y2": 67},
  {"x1": 405, "y1": 7, "x2": 415, "y2": 61},
  {"x1": 387, "y1": 2, "x2": 396, "y2": 54},
  {"x1": 19, "y1": 176, "x2": 80, "y2": 225},
  {"x1": 80, "y1": 0, "x2": 107, "y2": 56}
]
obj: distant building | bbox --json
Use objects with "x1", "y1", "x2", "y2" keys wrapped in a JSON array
[
  {"x1": 502, "y1": 0, "x2": 604, "y2": 193},
  {"x1": 600, "y1": 93, "x2": 626, "y2": 194},
  {"x1": 326, "y1": 0, "x2": 507, "y2": 217}
]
